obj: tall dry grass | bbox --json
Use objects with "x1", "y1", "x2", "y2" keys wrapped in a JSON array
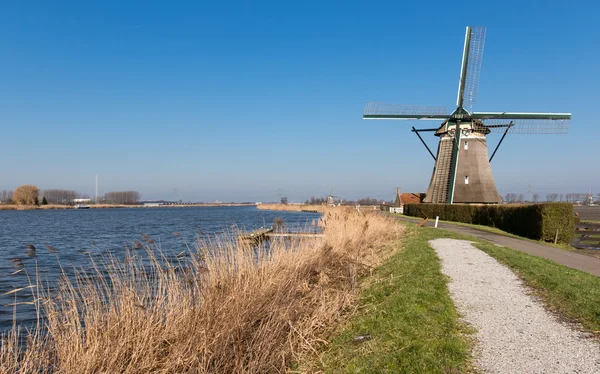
[{"x1": 0, "y1": 208, "x2": 402, "y2": 373}]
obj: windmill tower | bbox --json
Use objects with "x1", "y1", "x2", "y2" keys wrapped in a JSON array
[{"x1": 364, "y1": 26, "x2": 570, "y2": 204}]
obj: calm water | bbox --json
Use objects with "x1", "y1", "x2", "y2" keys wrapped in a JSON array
[{"x1": 0, "y1": 206, "x2": 320, "y2": 331}]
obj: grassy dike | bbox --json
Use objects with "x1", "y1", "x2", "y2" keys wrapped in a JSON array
[
  {"x1": 318, "y1": 226, "x2": 473, "y2": 373},
  {"x1": 318, "y1": 222, "x2": 600, "y2": 373},
  {"x1": 473, "y1": 240, "x2": 600, "y2": 332},
  {"x1": 416, "y1": 225, "x2": 600, "y2": 333}
]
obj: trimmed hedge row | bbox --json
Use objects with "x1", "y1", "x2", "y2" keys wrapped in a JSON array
[{"x1": 404, "y1": 203, "x2": 575, "y2": 244}]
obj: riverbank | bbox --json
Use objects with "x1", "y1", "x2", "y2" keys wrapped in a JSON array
[
  {"x1": 318, "y1": 225, "x2": 472, "y2": 373},
  {"x1": 0, "y1": 208, "x2": 403, "y2": 372}
]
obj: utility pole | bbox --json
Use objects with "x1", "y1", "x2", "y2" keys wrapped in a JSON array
[{"x1": 95, "y1": 174, "x2": 99, "y2": 205}]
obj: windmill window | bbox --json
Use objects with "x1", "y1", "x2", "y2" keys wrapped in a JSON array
[
  {"x1": 464, "y1": 141, "x2": 468, "y2": 150},
  {"x1": 465, "y1": 176, "x2": 469, "y2": 185}
]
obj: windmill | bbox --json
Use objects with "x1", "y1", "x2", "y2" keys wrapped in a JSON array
[
  {"x1": 364, "y1": 26, "x2": 571, "y2": 204},
  {"x1": 586, "y1": 188, "x2": 594, "y2": 206},
  {"x1": 327, "y1": 187, "x2": 337, "y2": 206}
]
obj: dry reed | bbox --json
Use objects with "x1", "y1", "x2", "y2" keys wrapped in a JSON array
[{"x1": 0, "y1": 208, "x2": 402, "y2": 373}]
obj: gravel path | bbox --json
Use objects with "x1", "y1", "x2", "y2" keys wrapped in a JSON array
[{"x1": 430, "y1": 238, "x2": 600, "y2": 374}]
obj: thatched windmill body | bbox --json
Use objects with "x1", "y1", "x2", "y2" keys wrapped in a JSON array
[{"x1": 364, "y1": 27, "x2": 570, "y2": 204}]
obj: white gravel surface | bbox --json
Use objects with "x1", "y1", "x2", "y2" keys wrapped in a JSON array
[{"x1": 429, "y1": 238, "x2": 600, "y2": 374}]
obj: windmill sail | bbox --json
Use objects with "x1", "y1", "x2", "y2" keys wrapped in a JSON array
[
  {"x1": 363, "y1": 103, "x2": 449, "y2": 120},
  {"x1": 456, "y1": 26, "x2": 486, "y2": 109},
  {"x1": 478, "y1": 119, "x2": 570, "y2": 134},
  {"x1": 473, "y1": 112, "x2": 570, "y2": 134}
]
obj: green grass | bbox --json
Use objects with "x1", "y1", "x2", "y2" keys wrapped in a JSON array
[
  {"x1": 410, "y1": 222, "x2": 600, "y2": 333},
  {"x1": 473, "y1": 240, "x2": 600, "y2": 332},
  {"x1": 318, "y1": 221, "x2": 600, "y2": 373},
  {"x1": 390, "y1": 212, "x2": 576, "y2": 250},
  {"x1": 319, "y1": 227, "x2": 472, "y2": 373}
]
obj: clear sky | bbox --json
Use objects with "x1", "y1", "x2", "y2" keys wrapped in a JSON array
[{"x1": 0, "y1": 1, "x2": 598, "y2": 202}]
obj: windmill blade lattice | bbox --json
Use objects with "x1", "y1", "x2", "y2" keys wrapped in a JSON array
[
  {"x1": 463, "y1": 26, "x2": 486, "y2": 109},
  {"x1": 481, "y1": 118, "x2": 570, "y2": 134},
  {"x1": 363, "y1": 103, "x2": 448, "y2": 119}
]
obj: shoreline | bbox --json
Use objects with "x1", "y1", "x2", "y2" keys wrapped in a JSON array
[
  {"x1": 0, "y1": 203, "x2": 257, "y2": 211},
  {"x1": 0, "y1": 207, "x2": 402, "y2": 372},
  {"x1": 256, "y1": 204, "x2": 328, "y2": 213}
]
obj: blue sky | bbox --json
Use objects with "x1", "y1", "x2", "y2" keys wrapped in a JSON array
[{"x1": 0, "y1": 1, "x2": 597, "y2": 202}]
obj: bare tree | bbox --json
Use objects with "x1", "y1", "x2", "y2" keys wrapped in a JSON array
[
  {"x1": 517, "y1": 193, "x2": 524, "y2": 203},
  {"x1": 104, "y1": 191, "x2": 141, "y2": 204},
  {"x1": 42, "y1": 189, "x2": 81, "y2": 204},
  {"x1": 356, "y1": 197, "x2": 378, "y2": 205},
  {"x1": 0, "y1": 190, "x2": 13, "y2": 203},
  {"x1": 304, "y1": 196, "x2": 327, "y2": 205},
  {"x1": 532, "y1": 193, "x2": 539, "y2": 202},
  {"x1": 546, "y1": 193, "x2": 559, "y2": 202}
]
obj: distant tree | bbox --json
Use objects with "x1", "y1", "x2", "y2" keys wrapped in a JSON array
[
  {"x1": 104, "y1": 191, "x2": 141, "y2": 204},
  {"x1": 517, "y1": 193, "x2": 524, "y2": 203},
  {"x1": 305, "y1": 196, "x2": 327, "y2": 205},
  {"x1": 280, "y1": 196, "x2": 288, "y2": 205},
  {"x1": 532, "y1": 193, "x2": 539, "y2": 202},
  {"x1": 41, "y1": 196, "x2": 48, "y2": 205},
  {"x1": 42, "y1": 189, "x2": 80, "y2": 204},
  {"x1": 546, "y1": 193, "x2": 559, "y2": 202},
  {"x1": 357, "y1": 197, "x2": 379, "y2": 205},
  {"x1": 0, "y1": 190, "x2": 13, "y2": 203},
  {"x1": 13, "y1": 185, "x2": 40, "y2": 205}
]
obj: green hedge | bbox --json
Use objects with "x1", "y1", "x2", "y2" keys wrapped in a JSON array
[{"x1": 404, "y1": 203, "x2": 575, "y2": 244}]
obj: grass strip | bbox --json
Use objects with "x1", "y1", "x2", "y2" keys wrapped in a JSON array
[
  {"x1": 319, "y1": 227, "x2": 472, "y2": 373},
  {"x1": 472, "y1": 240, "x2": 600, "y2": 332},
  {"x1": 407, "y1": 222, "x2": 600, "y2": 333},
  {"x1": 390, "y1": 213, "x2": 575, "y2": 250}
]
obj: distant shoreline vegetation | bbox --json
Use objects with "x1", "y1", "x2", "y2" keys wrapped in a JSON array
[
  {"x1": 0, "y1": 185, "x2": 264, "y2": 210},
  {"x1": 0, "y1": 203, "x2": 257, "y2": 211}
]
